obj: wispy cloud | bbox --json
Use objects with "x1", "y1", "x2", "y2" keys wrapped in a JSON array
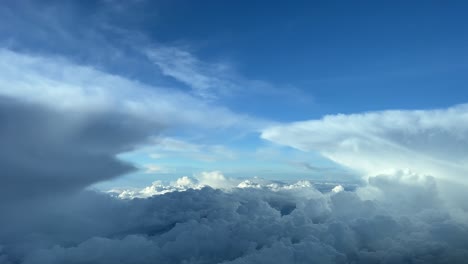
[
  {"x1": 146, "y1": 47, "x2": 237, "y2": 99},
  {"x1": 145, "y1": 46, "x2": 312, "y2": 103}
]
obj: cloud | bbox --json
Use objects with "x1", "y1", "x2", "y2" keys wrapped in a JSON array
[
  {"x1": 261, "y1": 105, "x2": 468, "y2": 185},
  {"x1": 143, "y1": 164, "x2": 170, "y2": 174},
  {"x1": 146, "y1": 46, "x2": 312, "y2": 104},
  {"x1": 0, "y1": 96, "x2": 158, "y2": 202},
  {"x1": 0, "y1": 49, "x2": 257, "y2": 130},
  {"x1": 110, "y1": 171, "x2": 239, "y2": 199},
  {"x1": 0, "y1": 0, "x2": 151, "y2": 70},
  {"x1": 1, "y1": 173, "x2": 468, "y2": 263},
  {"x1": 1, "y1": 2, "x2": 467, "y2": 263},
  {"x1": 0, "y1": 47, "x2": 266, "y2": 203},
  {"x1": 146, "y1": 46, "x2": 237, "y2": 99}
]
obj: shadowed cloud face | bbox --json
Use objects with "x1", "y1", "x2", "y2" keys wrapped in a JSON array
[{"x1": 0, "y1": 97, "x2": 160, "y2": 201}]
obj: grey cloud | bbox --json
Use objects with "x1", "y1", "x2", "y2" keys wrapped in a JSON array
[{"x1": 0, "y1": 96, "x2": 161, "y2": 202}]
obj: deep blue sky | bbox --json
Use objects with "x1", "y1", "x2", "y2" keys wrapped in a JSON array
[{"x1": 142, "y1": 0, "x2": 468, "y2": 119}]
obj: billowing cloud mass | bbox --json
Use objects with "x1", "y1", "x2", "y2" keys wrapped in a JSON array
[
  {"x1": 261, "y1": 106, "x2": 468, "y2": 185},
  {"x1": 1, "y1": 172, "x2": 468, "y2": 264}
]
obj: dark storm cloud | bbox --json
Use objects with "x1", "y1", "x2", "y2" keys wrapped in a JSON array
[{"x1": 0, "y1": 96, "x2": 160, "y2": 201}]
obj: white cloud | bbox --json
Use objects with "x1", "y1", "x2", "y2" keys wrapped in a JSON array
[
  {"x1": 109, "y1": 171, "x2": 347, "y2": 199},
  {"x1": 110, "y1": 171, "x2": 237, "y2": 199},
  {"x1": 0, "y1": 48, "x2": 259, "y2": 130},
  {"x1": 262, "y1": 105, "x2": 468, "y2": 185},
  {"x1": 195, "y1": 171, "x2": 238, "y2": 189}
]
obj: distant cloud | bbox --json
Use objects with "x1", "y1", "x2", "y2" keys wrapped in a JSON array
[
  {"x1": 111, "y1": 171, "x2": 238, "y2": 199},
  {"x1": 292, "y1": 161, "x2": 335, "y2": 172},
  {"x1": 262, "y1": 105, "x2": 468, "y2": 185},
  {"x1": 143, "y1": 164, "x2": 169, "y2": 174},
  {"x1": 142, "y1": 137, "x2": 237, "y2": 162}
]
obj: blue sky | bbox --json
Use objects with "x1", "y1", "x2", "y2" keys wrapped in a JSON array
[{"x1": 1, "y1": 0, "x2": 468, "y2": 188}]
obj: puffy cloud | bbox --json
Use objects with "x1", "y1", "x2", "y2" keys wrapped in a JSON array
[
  {"x1": 196, "y1": 171, "x2": 238, "y2": 189},
  {"x1": 1, "y1": 173, "x2": 468, "y2": 263},
  {"x1": 108, "y1": 171, "x2": 344, "y2": 199},
  {"x1": 261, "y1": 105, "x2": 468, "y2": 185}
]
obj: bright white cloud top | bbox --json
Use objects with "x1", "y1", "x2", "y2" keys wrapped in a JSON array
[{"x1": 262, "y1": 106, "x2": 468, "y2": 185}]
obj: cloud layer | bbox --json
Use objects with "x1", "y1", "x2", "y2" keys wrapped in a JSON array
[{"x1": 1, "y1": 172, "x2": 468, "y2": 264}]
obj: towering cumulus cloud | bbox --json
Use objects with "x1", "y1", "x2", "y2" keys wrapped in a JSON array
[{"x1": 262, "y1": 106, "x2": 468, "y2": 184}]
